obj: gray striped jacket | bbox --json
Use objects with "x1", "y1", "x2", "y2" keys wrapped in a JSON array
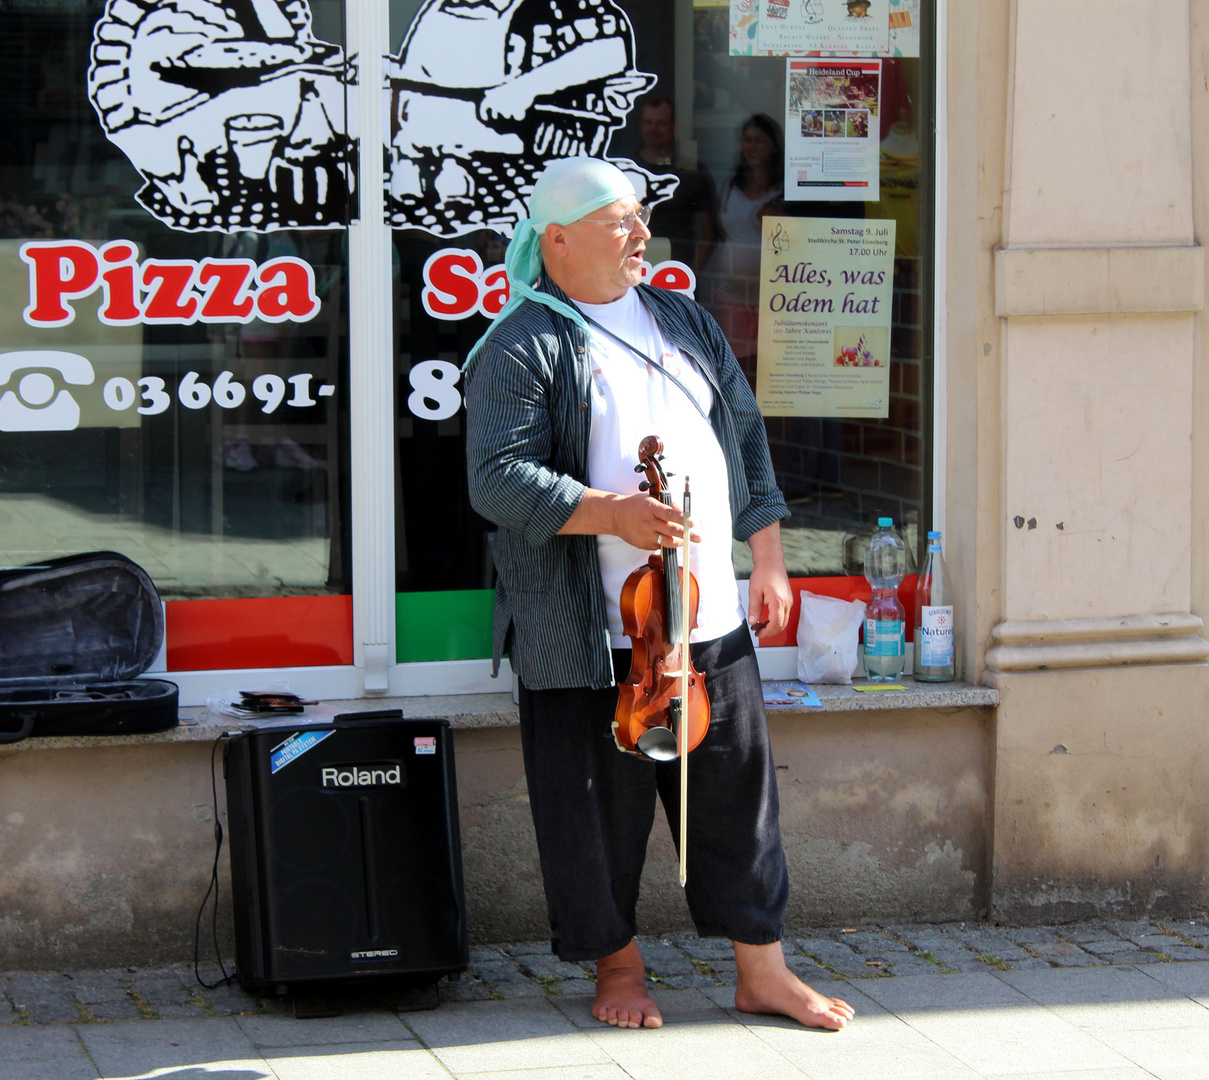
[{"x1": 464, "y1": 275, "x2": 789, "y2": 690}]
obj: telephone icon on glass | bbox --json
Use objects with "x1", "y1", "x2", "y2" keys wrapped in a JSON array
[{"x1": 0, "y1": 351, "x2": 95, "y2": 432}]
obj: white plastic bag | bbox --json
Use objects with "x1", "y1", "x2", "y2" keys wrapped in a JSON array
[{"x1": 796, "y1": 591, "x2": 867, "y2": 684}]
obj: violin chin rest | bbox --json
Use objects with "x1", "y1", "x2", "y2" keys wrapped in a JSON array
[{"x1": 636, "y1": 726, "x2": 679, "y2": 762}]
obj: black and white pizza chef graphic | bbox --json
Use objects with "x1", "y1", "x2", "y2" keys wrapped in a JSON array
[
  {"x1": 386, "y1": 0, "x2": 678, "y2": 238},
  {"x1": 88, "y1": 0, "x2": 353, "y2": 233}
]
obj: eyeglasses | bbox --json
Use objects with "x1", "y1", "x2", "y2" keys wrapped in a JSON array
[{"x1": 579, "y1": 205, "x2": 652, "y2": 234}]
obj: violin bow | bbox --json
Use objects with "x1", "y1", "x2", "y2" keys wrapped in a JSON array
[{"x1": 679, "y1": 477, "x2": 692, "y2": 888}]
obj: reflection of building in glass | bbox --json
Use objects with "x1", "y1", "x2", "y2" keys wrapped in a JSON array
[{"x1": 385, "y1": 0, "x2": 675, "y2": 238}]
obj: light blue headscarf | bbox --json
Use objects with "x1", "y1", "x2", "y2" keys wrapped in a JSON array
[{"x1": 463, "y1": 157, "x2": 637, "y2": 370}]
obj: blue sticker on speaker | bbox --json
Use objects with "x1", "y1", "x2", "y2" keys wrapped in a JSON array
[{"x1": 270, "y1": 729, "x2": 334, "y2": 774}]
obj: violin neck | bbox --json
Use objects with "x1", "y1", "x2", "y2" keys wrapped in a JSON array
[{"x1": 660, "y1": 491, "x2": 684, "y2": 643}]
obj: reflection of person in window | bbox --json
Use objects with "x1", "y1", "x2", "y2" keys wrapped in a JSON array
[
  {"x1": 635, "y1": 96, "x2": 718, "y2": 274},
  {"x1": 706, "y1": 114, "x2": 784, "y2": 378}
]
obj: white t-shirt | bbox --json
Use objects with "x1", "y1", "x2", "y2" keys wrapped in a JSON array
[{"x1": 573, "y1": 289, "x2": 745, "y2": 646}]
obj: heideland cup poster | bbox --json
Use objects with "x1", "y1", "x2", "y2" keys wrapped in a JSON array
[
  {"x1": 786, "y1": 58, "x2": 881, "y2": 201},
  {"x1": 756, "y1": 216, "x2": 896, "y2": 418}
]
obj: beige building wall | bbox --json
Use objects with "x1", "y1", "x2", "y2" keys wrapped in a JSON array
[
  {"x1": 957, "y1": 0, "x2": 1209, "y2": 918},
  {"x1": 0, "y1": 709, "x2": 992, "y2": 971}
]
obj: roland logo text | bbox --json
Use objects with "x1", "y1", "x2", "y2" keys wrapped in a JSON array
[{"x1": 321, "y1": 764, "x2": 402, "y2": 788}]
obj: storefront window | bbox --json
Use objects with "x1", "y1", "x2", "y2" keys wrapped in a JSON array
[
  {"x1": 389, "y1": 0, "x2": 935, "y2": 663},
  {"x1": 0, "y1": 1, "x2": 353, "y2": 671}
]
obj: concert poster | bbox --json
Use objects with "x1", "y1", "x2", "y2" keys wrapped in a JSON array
[{"x1": 756, "y1": 216, "x2": 896, "y2": 418}]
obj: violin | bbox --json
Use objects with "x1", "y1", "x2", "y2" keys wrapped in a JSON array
[{"x1": 612, "y1": 435, "x2": 711, "y2": 762}]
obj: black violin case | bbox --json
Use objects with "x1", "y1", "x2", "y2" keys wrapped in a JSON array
[{"x1": 0, "y1": 551, "x2": 179, "y2": 743}]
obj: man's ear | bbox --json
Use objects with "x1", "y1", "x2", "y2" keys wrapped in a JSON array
[{"x1": 542, "y1": 221, "x2": 570, "y2": 260}]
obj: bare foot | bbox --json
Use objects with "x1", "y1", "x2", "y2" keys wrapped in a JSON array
[
  {"x1": 592, "y1": 939, "x2": 663, "y2": 1029},
  {"x1": 733, "y1": 941, "x2": 854, "y2": 1031}
]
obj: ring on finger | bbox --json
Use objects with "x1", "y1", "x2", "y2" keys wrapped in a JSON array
[{"x1": 656, "y1": 534, "x2": 663, "y2": 548}]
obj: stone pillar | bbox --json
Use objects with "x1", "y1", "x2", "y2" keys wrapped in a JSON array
[{"x1": 985, "y1": 0, "x2": 1209, "y2": 918}]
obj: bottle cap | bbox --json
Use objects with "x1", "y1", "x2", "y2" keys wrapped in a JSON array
[
  {"x1": 927, "y1": 530, "x2": 941, "y2": 539},
  {"x1": 877, "y1": 517, "x2": 893, "y2": 527}
]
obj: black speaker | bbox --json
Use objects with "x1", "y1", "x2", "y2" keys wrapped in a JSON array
[{"x1": 223, "y1": 716, "x2": 468, "y2": 991}]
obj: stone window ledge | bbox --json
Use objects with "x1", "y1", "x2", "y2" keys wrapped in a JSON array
[{"x1": 0, "y1": 680, "x2": 998, "y2": 753}]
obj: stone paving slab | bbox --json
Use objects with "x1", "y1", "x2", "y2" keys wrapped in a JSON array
[
  {"x1": 920, "y1": 950, "x2": 994, "y2": 974},
  {"x1": 1003, "y1": 927, "x2": 1061, "y2": 945},
  {"x1": 5, "y1": 972, "x2": 82, "y2": 1023},
  {"x1": 1167, "y1": 920, "x2": 1209, "y2": 942},
  {"x1": 515, "y1": 954, "x2": 594, "y2": 983},
  {"x1": 793, "y1": 938, "x2": 871, "y2": 978},
  {"x1": 1096, "y1": 1025, "x2": 1209, "y2": 1080},
  {"x1": 836, "y1": 931, "x2": 912, "y2": 954},
  {"x1": 404, "y1": 997, "x2": 612, "y2": 1074},
  {"x1": 2, "y1": 921, "x2": 1209, "y2": 1080},
  {"x1": 988, "y1": 1071, "x2": 1164, "y2": 1080},
  {"x1": 234, "y1": 1008, "x2": 415, "y2": 1049},
  {"x1": 1028, "y1": 942, "x2": 1106, "y2": 967},
  {"x1": 0, "y1": 1023, "x2": 99, "y2": 1080},
  {"x1": 673, "y1": 935, "x2": 733, "y2": 960},
  {"x1": 553, "y1": 977, "x2": 598, "y2": 997},
  {"x1": 132, "y1": 970, "x2": 213, "y2": 1019},
  {"x1": 882, "y1": 956, "x2": 947, "y2": 977},
  {"x1": 1133, "y1": 959, "x2": 1209, "y2": 1003},
  {"x1": 784, "y1": 955, "x2": 837, "y2": 983},
  {"x1": 997, "y1": 964, "x2": 1209, "y2": 1033},
  {"x1": 557, "y1": 990, "x2": 816, "y2": 1080},
  {"x1": 74, "y1": 1015, "x2": 264, "y2": 1077},
  {"x1": 632, "y1": 938, "x2": 699, "y2": 977},
  {"x1": 264, "y1": 1040, "x2": 449, "y2": 1080},
  {"x1": 2, "y1": 918, "x2": 1206, "y2": 1033},
  {"x1": 68, "y1": 971, "x2": 143, "y2": 1021},
  {"x1": 1081, "y1": 938, "x2": 1144, "y2": 955}
]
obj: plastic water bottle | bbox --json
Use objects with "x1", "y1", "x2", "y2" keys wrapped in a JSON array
[
  {"x1": 914, "y1": 530, "x2": 955, "y2": 681},
  {"x1": 863, "y1": 517, "x2": 906, "y2": 681}
]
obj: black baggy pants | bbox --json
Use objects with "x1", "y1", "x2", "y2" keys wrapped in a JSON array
[{"x1": 518, "y1": 623, "x2": 789, "y2": 962}]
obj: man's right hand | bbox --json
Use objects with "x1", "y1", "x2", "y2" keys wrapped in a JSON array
[{"x1": 558, "y1": 489, "x2": 701, "y2": 550}]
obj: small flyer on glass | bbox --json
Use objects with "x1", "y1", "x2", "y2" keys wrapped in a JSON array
[
  {"x1": 756, "y1": 216, "x2": 896, "y2": 419},
  {"x1": 730, "y1": 0, "x2": 918, "y2": 60},
  {"x1": 785, "y1": 58, "x2": 881, "y2": 202},
  {"x1": 757, "y1": 0, "x2": 890, "y2": 55}
]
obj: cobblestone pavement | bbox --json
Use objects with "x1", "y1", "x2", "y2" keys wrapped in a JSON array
[{"x1": 4, "y1": 918, "x2": 1208, "y2": 1025}]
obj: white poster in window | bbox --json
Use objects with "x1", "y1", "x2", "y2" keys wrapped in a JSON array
[
  {"x1": 730, "y1": 0, "x2": 764, "y2": 55},
  {"x1": 886, "y1": 0, "x2": 921, "y2": 57},
  {"x1": 756, "y1": 216, "x2": 896, "y2": 418},
  {"x1": 757, "y1": 0, "x2": 889, "y2": 55},
  {"x1": 785, "y1": 59, "x2": 880, "y2": 202}
]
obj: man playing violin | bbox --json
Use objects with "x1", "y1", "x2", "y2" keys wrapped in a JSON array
[{"x1": 464, "y1": 157, "x2": 854, "y2": 1032}]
